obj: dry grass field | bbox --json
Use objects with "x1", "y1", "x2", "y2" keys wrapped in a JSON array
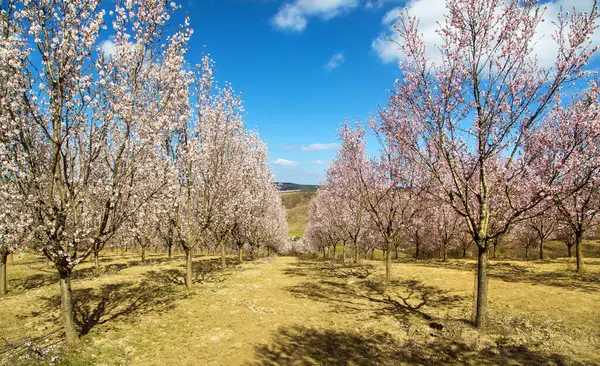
[{"x1": 1, "y1": 251, "x2": 599, "y2": 365}]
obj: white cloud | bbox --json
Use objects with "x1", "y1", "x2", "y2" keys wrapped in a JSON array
[
  {"x1": 365, "y1": 0, "x2": 399, "y2": 10},
  {"x1": 371, "y1": 0, "x2": 447, "y2": 65},
  {"x1": 313, "y1": 160, "x2": 326, "y2": 165},
  {"x1": 301, "y1": 143, "x2": 339, "y2": 151},
  {"x1": 274, "y1": 158, "x2": 300, "y2": 166},
  {"x1": 100, "y1": 40, "x2": 117, "y2": 57},
  {"x1": 371, "y1": 0, "x2": 600, "y2": 68},
  {"x1": 325, "y1": 52, "x2": 345, "y2": 71},
  {"x1": 272, "y1": 0, "x2": 359, "y2": 32}
]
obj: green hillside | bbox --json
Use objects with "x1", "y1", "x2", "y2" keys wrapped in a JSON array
[
  {"x1": 276, "y1": 182, "x2": 319, "y2": 192},
  {"x1": 281, "y1": 191, "x2": 315, "y2": 237}
]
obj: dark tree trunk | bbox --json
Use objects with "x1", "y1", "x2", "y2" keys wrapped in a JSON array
[
  {"x1": 575, "y1": 231, "x2": 583, "y2": 274},
  {"x1": 442, "y1": 242, "x2": 448, "y2": 261},
  {"x1": 353, "y1": 238, "x2": 359, "y2": 264},
  {"x1": 415, "y1": 241, "x2": 420, "y2": 260},
  {"x1": 475, "y1": 243, "x2": 488, "y2": 329},
  {"x1": 1, "y1": 252, "x2": 8, "y2": 295},
  {"x1": 167, "y1": 244, "x2": 172, "y2": 259},
  {"x1": 185, "y1": 248, "x2": 193, "y2": 290},
  {"x1": 385, "y1": 243, "x2": 391, "y2": 281},
  {"x1": 539, "y1": 238, "x2": 544, "y2": 260},
  {"x1": 525, "y1": 247, "x2": 530, "y2": 259},
  {"x1": 462, "y1": 246, "x2": 467, "y2": 258},
  {"x1": 93, "y1": 240, "x2": 101, "y2": 275},
  {"x1": 94, "y1": 251, "x2": 99, "y2": 274},
  {"x1": 395, "y1": 245, "x2": 399, "y2": 260},
  {"x1": 238, "y1": 246, "x2": 243, "y2": 263},
  {"x1": 333, "y1": 244, "x2": 337, "y2": 260},
  {"x1": 221, "y1": 240, "x2": 226, "y2": 269},
  {"x1": 141, "y1": 245, "x2": 146, "y2": 264},
  {"x1": 567, "y1": 245, "x2": 572, "y2": 258},
  {"x1": 59, "y1": 269, "x2": 79, "y2": 345}
]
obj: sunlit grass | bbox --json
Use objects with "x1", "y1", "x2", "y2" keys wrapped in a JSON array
[{"x1": 1, "y1": 252, "x2": 599, "y2": 365}]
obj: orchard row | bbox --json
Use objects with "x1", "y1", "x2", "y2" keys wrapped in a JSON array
[
  {"x1": 0, "y1": 0, "x2": 288, "y2": 345},
  {"x1": 304, "y1": 0, "x2": 600, "y2": 330}
]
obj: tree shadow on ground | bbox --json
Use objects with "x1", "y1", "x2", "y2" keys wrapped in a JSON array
[
  {"x1": 248, "y1": 325, "x2": 584, "y2": 366},
  {"x1": 285, "y1": 259, "x2": 467, "y2": 326},
  {"x1": 8, "y1": 257, "x2": 177, "y2": 292},
  {"x1": 8, "y1": 262, "x2": 131, "y2": 291},
  {"x1": 28, "y1": 277, "x2": 192, "y2": 337},
  {"x1": 409, "y1": 260, "x2": 600, "y2": 293},
  {"x1": 288, "y1": 278, "x2": 465, "y2": 325},
  {"x1": 283, "y1": 259, "x2": 375, "y2": 280},
  {"x1": 8, "y1": 272, "x2": 57, "y2": 291},
  {"x1": 142, "y1": 257, "x2": 242, "y2": 286}
]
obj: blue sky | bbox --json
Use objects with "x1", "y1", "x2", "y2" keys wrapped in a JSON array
[
  {"x1": 173, "y1": 0, "x2": 598, "y2": 184},
  {"x1": 178, "y1": 0, "x2": 402, "y2": 184}
]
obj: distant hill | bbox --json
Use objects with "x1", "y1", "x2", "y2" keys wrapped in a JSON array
[
  {"x1": 280, "y1": 191, "x2": 316, "y2": 237},
  {"x1": 276, "y1": 182, "x2": 319, "y2": 192}
]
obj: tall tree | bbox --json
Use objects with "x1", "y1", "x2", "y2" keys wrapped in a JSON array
[
  {"x1": 0, "y1": 1, "x2": 31, "y2": 295},
  {"x1": 337, "y1": 122, "x2": 419, "y2": 281},
  {"x1": 530, "y1": 81, "x2": 600, "y2": 272},
  {"x1": 3, "y1": 0, "x2": 191, "y2": 344},
  {"x1": 379, "y1": 0, "x2": 599, "y2": 327}
]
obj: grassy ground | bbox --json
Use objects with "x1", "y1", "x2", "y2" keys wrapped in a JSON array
[
  {"x1": 1, "y1": 252, "x2": 599, "y2": 365},
  {"x1": 280, "y1": 191, "x2": 315, "y2": 237}
]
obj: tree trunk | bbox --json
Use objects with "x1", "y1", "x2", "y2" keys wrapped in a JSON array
[
  {"x1": 575, "y1": 231, "x2": 583, "y2": 274},
  {"x1": 322, "y1": 247, "x2": 326, "y2": 259},
  {"x1": 1, "y1": 252, "x2": 8, "y2": 295},
  {"x1": 221, "y1": 240, "x2": 226, "y2": 269},
  {"x1": 415, "y1": 242, "x2": 420, "y2": 260},
  {"x1": 385, "y1": 243, "x2": 391, "y2": 281},
  {"x1": 342, "y1": 245, "x2": 346, "y2": 264},
  {"x1": 475, "y1": 244, "x2": 488, "y2": 329},
  {"x1": 59, "y1": 271, "x2": 79, "y2": 345},
  {"x1": 462, "y1": 246, "x2": 467, "y2": 258},
  {"x1": 539, "y1": 238, "x2": 544, "y2": 260},
  {"x1": 93, "y1": 239, "x2": 101, "y2": 275},
  {"x1": 442, "y1": 243, "x2": 447, "y2": 262},
  {"x1": 185, "y1": 248, "x2": 193, "y2": 290},
  {"x1": 525, "y1": 247, "x2": 529, "y2": 259},
  {"x1": 395, "y1": 245, "x2": 399, "y2": 260},
  {"x1": 141, "y1": 245, "x2": 146, "y2": 264},
  {"x1": 94, "y1": 251, "x2": 100, "y2": 274},
  {"x1": 353, "y1": 238, "x2": 359, "y2": 264},
  {"x1": 167, "y1": 244, "x2": 172, "y2": 259},
  {"x1": 333, "y1": 244, "x2": 337, "y2": 260},
  {"x1": 238, "y1": 246, "x2": 243, "y2": 263},
  {"x1": 567, "y1": 245, "x2": 572, "y2": 258},
  {"x1": 492, "y1": 242, "x2": 496, "y2": 259}
]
